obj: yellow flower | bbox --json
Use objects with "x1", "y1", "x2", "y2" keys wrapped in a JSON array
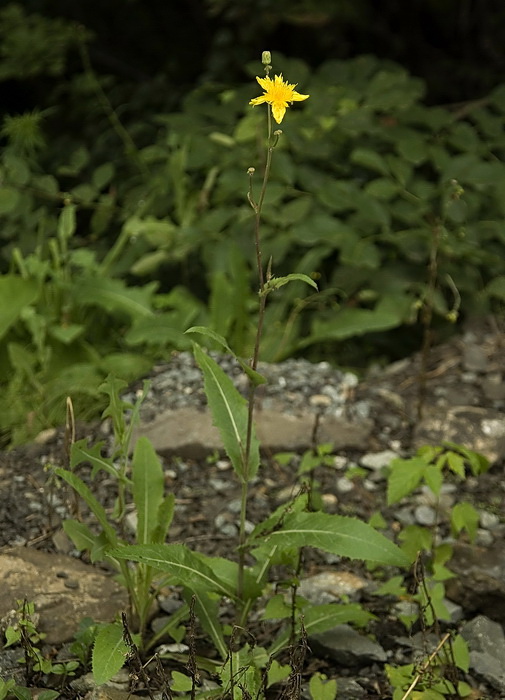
[{"x1": 249, "y1": 74, "x2": 309, "y2": 124}]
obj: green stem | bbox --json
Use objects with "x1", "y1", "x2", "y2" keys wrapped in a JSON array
[{"x1": 237, "y1": 105, "x2": 275, "y2": 603}]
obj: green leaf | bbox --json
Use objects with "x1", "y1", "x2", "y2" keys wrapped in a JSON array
[
  {"x1": 153, "y1": 494, "x2": 175, "y2": 544},
  {"x1": 72, "y1": 277, "x2": 156, "y2": 319},
  {"x1": 193, "y1": 343, "x2": 260, "y2": 481},
  {"x1": 109, "y1": 544, "x2": 237, "y2": 599},
  {"x1": 452, "y1": 634, "x2": 470, "y2": 673},
  {"x1": 350, "y1": 148, "x2": 389, "y2": 175},
  {"x1": 304, "y1": 307, "x2": 402, "y2": 346},
  {"x1": 132, "y1": 437, "x2": 164, "y2": 545},
  {"x1": 255, "y1": 511, "x2": 409, "y2": 567},
  {"x1": 0, "y1": 186, "x2": 21, "y2": 214},
  {"x1": 92, "y1": 622, "x2": 127, "y2": 685},
  {"x1": 70, "y1": 438, "x2": 128, "y2": 482},
  {"x1": 0, "y1": 276, "x2": 39, "y2": 340},
  {"x1": 54, "y1": 468, "x2": 118, "y2": 546},
  {"x1": 446, "y1": 451, "x2": 466, "y2": 479},
  {"x1": 270, "y1": 603, "x2": 373, "y2": 656},
  {"x1": 387, "y1": 457, "x2": 427, "y2": 504},
  {"x1": 451, "y1": 502, "x2": 479, "y2": 542},
  {"x1": 57, "y1": 202, "x2": 76, "y2": 241},
  {"x1": 62, "y1": 520, "x2": 99, "y2": 552},
  {"x1": 309, "y1": 673, "x2": 337, "y2": 700},
  {"x1": 125, "y1": 315, "x2": 191, "y2": 348},
  {"x1": 186, "y1": 326, "x2": 266, "y2": 387},
  {"x1": 183, "y1": 588, "x2": 227, "y2": 660},
  {"x1": 262, "y1": 273, "x2": 318, "y2": 295}
]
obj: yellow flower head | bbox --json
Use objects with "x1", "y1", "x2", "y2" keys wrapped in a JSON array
[{"x1": 249, "y1": 74, "x2": 309, "y2": 124}]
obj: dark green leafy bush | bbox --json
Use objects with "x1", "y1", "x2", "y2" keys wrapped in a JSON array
[{"x1": 2, "y1": 16, "x2": 505, "y2": 443}]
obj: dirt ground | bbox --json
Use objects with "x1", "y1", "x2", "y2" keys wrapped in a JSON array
[{"x1": 1, "y1": 316, "x2": 505, "y2": 698}]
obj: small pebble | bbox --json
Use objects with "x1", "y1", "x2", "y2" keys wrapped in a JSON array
[
  {"x1": 336, "y1": 477, "x2": 354, "y2": 494},
  {"x1": 414, "y1": 505, "x2": 437, "y2": 526},
  {"x1": 479, "y1": 511, "x2": 500, "y2": 529},
  {"x1": 361, "y1": 450, "x2": 398, "y2": 470}
]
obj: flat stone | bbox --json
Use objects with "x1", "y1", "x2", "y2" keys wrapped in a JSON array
[
  {"x1": 133, "y1": 405, "x2": 373, "y2": 458},
  {"x1": 0, "y1": 547, "x2": 127, "y2": 644},
  {"x1": 414, "y1": 406, "x2": 505, "y2": 463}
]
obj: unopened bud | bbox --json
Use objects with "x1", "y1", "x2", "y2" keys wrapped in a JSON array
[
  {"x1": 262, "y1": 51, "x2": 271, "y2": 66},
  {"x1": 247, "y1": 167, "x2": 255, "y2": 175},
  {"x1": 273, "y1": 130, "x2": 283, "y2": 136}
]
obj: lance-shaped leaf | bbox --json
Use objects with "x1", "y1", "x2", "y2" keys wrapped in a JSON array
[
  {"x1": 186, "y1": 326, "x2": 266, "y2": 387},
  {"x1": 131, "y1": 437, "x2": 164, "y2": 545},
  {"x1": 109, "y1": 543, "x2": 237, "y2": 599},
  {"x1": 251, "y1": 511, "x2": 410, "y2": 567},
  {"x1": 193, "y1": 342, "x2": 260, "y2": 482},
  {"x1": 54, "y1": 468, "x2": 118, "y2": 546}
]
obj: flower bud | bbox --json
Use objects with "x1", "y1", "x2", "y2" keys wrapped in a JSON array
[
  {"x1": 262, "y1": 51, "x2": 271, "y2": 66},
  {"x1": 247, "y1": 167, "x2": 255, "y2": 175}
]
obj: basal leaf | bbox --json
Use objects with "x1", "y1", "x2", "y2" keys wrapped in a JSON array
[
  {"x1": 62, "y1": 520, "x2": 99, "y2": 552},
  {"x1": 132, "y1": 437, "x2": 165, "y2": 545},
  {"x1": 153, "y1": 493, "x2": 175, "y2": 544},
  {"x1": 110, "y1": 543, "x2": 237, "y2": 599},
  {"x1": 54, "y1": 468, "x2": 118, "y2": 546},
  {"x1": 254, "y1": 511, "x2": 409, "y2": 567}
]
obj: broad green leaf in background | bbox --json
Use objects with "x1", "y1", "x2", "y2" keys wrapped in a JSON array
[
  {"x1": 131, "y1": 437, "x2": 164, "y2": 545},
  {"x1": 0, "y1": 276, "x2": 39, "y2": 340},
  {"x1": 253, "y1": 511, "x2": 410, "y2": 567},
  {"x1": 57, "y1": 201, "x2": 76, "y2": 241},
  {"x1": 193, "y1": 342, "x2": 260, "y2": 481},
  {"x1": 71, "y1": 277, "x2": 157, "y2": 319},
  {"x1": 92, "y1": 622, "x2": 128, "y2": 685}
]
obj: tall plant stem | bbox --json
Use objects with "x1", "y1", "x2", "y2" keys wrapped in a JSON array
[
  {"x1": 237, "y1": 107, "x2": 275, "y2": 605},
  {"x1": 417, "y1": 220, "x2": 440, "y2": 420}
]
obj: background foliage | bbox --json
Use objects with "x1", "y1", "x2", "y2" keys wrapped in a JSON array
[{"x1": 1, "y1": 1, "x2": 505, "y2": 444}]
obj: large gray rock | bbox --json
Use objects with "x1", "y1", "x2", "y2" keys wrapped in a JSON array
[
  {"x1": 133, "y1": 405, "x2": 373, "y2": 459},
  {"x1": 461, "y1": 615, "x2": 505, "y2": 692},
  {"x1": 446, "y1": 541, "x2": 505, "y2": 623},
  {"x1": 309, "y1": 624, "x2": 386, "y2": 666},
  {"x1": 0, "y1": 547, "x2": 127, "y2": 644}
]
